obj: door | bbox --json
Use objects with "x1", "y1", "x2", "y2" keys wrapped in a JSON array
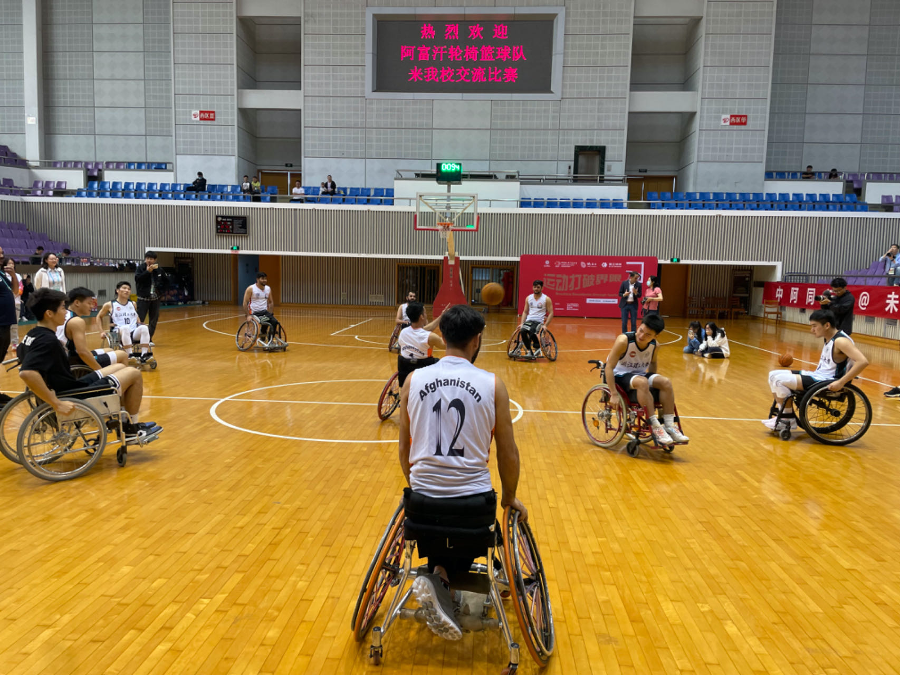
[
  {"x1": 258, "y1": 255, "x2": 281, "y2": 305},
  {"x1": 236, "y1": 254, "x2": 259, "y2": 306},
  {"x1": 469, "y1": 265, "x2": 516, "y2": 309},
  {"x1": 659, "y1": 263, "x2": 689, "y2": 317},
  {"x1": 573, "y1": 145, "x2": 606, "y2": 182},
  {"x1": 396, "y1": 263, "x2": 441, "y2": 304},
  {"x1": 260, "y1": 171, "x2": 290, "y2": 198}
]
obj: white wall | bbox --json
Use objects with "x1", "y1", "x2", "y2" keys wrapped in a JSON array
[
  {"x1": 763, "y1": 180, "x2": 844, "y2": 196},
  {"x1": 863, "y1": 181, "x2": 900, "y2": 204}
]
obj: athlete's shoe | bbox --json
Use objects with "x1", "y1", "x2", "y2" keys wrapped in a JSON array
[
  {"x1": 141, "y1": 353, "x2": 156, "y2": 367},
  {"x1": 123, "y1": 420, "x2": 158, "y2": 435},
  {"x1": 127, "y1": 353, "x2": 140, "y2": 366},
  {"x1": 762, "y1": 416, "x2": 798, "y2": 431},
  {"x1": 884, "y1": 387, "x2": 900, "y2": 398},
  {"x1": 650, "y1": 423, "x2": 673, "y2": 446},
  {"x1": 412, "y1": 574, "x2": 462, "y2": 640},
  {"x1": 664, "y1": 425, "x2": 689, "y2": 443}
]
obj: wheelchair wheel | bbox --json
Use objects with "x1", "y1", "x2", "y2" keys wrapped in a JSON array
[
  {"x1": 70, "y1": 364, "x2": 94, "y2": 380},
  {"x1": 273, "y1": 324, "x2": 288, "y2": 350},
  {"x1": 502, "y1": 506, "x2": 554, "y2": 667},
  {"x1": 540, "y1": 329, "x2": 558, "y2": 361},
  {"x1": 377, "y1": 372, "x2": 401, "y2": 421},
  {"x1": 236, "y1": 319, "x2": 259, "y2": 351},
  {"x1": 798, "y1": 381, "x2": 871, "y2": 445},
  {"x1": 581, "y1": 384, "x2": 626, "y2": 448},
  {"x1": 351, "y1": 503, "x2": 405, "y2": 641},
  {"x1": 388, "y1": 324, "x2": 402, "y2": 352},
  {"x1": 17, "y1": 399, "x2": 107, "y2": 481},
  {"x1": 0, "y1": 391, "x2": 40, "y2": 464},
  {"x1": 506, "y1": 328, "x2": 522, "y2": 359}
]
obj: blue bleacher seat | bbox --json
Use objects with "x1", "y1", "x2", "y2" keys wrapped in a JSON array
[
  {"x1": 137, "y1": 162, "x2": 147, "y2": 170},
  {"x1": 646, "y1": 191, "x2": 659, "y2": 201},
  {"x1": 772, "y1": 203, "x2": 785, "y2": 210},
  {"x1": 135, "y1": 182, "x2": 146, "y2": 197},
  {"x1": 789, "y1": 172, "x2": 801, "y2": 179},
  {"x1": 76, "y1": 189, "x2": 87, "y2": 198},
  {"x1": 841, "y1": 203, "x2": 854, "y2": 211},
  {"x1": 260, "y1": 195, "x2": 271, "y2": 202},
  {"x1": 814, "y1": 203, "x2": 827, "y2": 211},
  {"x1": 743, "y1": 202, "x2": 757, "y2": 210},
  {"x1": 805, "y1": 193, "x2": 818, "y2": 202},
  {"x1": 712, "y1": 192, "x2": 725, "y2": 201},
  {"x1": 844, "y1": 194, "x2": 858, "y2": 203},
  {"x1": 725, "y1": 192, "x2": 738, "y2": 202},
  {"x1": 730, "y1": 202, "x2": 744, "y2": 210},
  {"x1": 827, "y1": 203, "x2": 839, "y2": 211},
  {"x1": 373, "y1": 188, "x2": 385, "y2": 198},
  {"x1": 751, "y1": 192, "x2": 764, "y2": 202},
  {"x1": 791, "y1": 193, "x2": 804, "y2": 202},
  {"x1": 349, "y1": 187, "x2": 361, "y2": 196},
  {"x1": 530, "y1": 198, "x2": 544, "y2": 208},
  {"x1": 831, "y1": 194, "x2": 843, "y2": 203},
  {"x1": 571, "y1": 199, "x2": 585, "y2": 208},
  {"x1": 703, "y1": 202, "x2": 716, "y2": 210},
  {"x1": 738, "y1": 192, "x2": 751, "y2": 202},
  {"x1": 558, "y1": 199, "x2": 572, "y2": 208},
  {"x1": 385, "y1": 188, "x2": 394, "y2": 197},
  {"x1": 673, "y1": 192, "x2": 686, "y2": 201},
  {"x1": 660, "y1": 192, "x2": 673, "y2": 201},
  {"x1": 99, "y1": 181, "x2": 111, "y2": 190},
  {"x1": 88, "y1": 180, "x2": 99, "y2": 190},
  {"x1": 765, "y1": 172, "x2": 774, "y2": 179},
  {"x1": 584, "y1": 199, "x2": 598, "y2": 208},
  {"x1": 597, "y1": 200, "x2": 610, "y2": 208},
  {"x1": 124, "y1": 182, "x2": 135, "y2": 198},
  {"x1": 856, "y1": 204, "x2": 867, "y2": 211},
  {"x1": 818, "y1": 194, "x2": 831, "y2": 203},
  {"x1": 614, "y1": 200, "x2": 626, "y2": 209},
  {"x1": 689, "y1": 202, "x2": 703, "y2": 210},
  {"x1": 267, "y1": 186, "x2": 278, "y2": 195},
  {"x1": 127, "y1": 163, "x2": 137, "y2": 170},
  {"x1": 663, "y1": 202, "x2": 677, "y2": 210},
  {"x1": 786, "y1": 203, "x2": 801, "y2": 211},
  {"x1": 649, "y1": 202, "x2": 662, "y2": 209},
  {"x1": 99, "y1": 190, "x2": 111, "y2": 198},
  {"x1": 763, "y1": 193, "x2": 776, "y2": 202},
  {"x1": 545, "y1": 199, "x2": 558, "y2": 208},
  {"x1": 777, "y1": 193, "x2": 790, "y2": 202},
  {"x1": 699, "y1": 192, "x2": 712, "y2": 201},
  {"x1": 775, "y1": 172, "x2": 787, "y2": 179},
  {"x1": 365, "y1": 197, "x2": 378, "y2": 205},
  {"x1": 760, "y1": 202, "x2": 774, "y2": 210},
  {"x1": 519, "y1": 199, "x2": 532, "y2": 208}
]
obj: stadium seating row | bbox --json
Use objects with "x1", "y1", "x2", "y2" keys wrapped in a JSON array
[
  {"x1": 520, "y1": 199, "x2": 627, "y2": 209},
  {"x1": 52, "y1": 161, "x2": 167, "y2": 170},
  {"x1": 651, "y1": 202, "x2": 868, "y2": 211},
  {"x1": 764, "y1": 171, "x2": 900, "y2": 181},
  {"x1": 0, "y1": 221, "x2": 86, "y2": 261},
  {"x1": 74, "y1": 182, "x2": 398, "y2": 204}
]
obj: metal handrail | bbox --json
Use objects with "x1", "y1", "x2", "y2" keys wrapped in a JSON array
[{"x1": 782, "y1": 272, "x2": 894, "y2": 283}]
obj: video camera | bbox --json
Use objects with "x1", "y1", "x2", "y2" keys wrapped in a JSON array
[{"x1": 814, "y1": 289, "x2": 835, "y2": 302}]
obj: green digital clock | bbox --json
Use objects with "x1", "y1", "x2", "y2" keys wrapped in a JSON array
[{"x1": 436, "y1": 162, "x2": 463, "y2": 185}]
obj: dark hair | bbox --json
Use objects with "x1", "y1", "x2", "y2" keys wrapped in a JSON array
[
  {"x1": 628, "y1": 270, "x2": 638, "y2": 277},
  {"x1": 704, "y1": 321, "x2": 725, "y2": 338},
  {"x1": 28, "y1": 288, "x2": 67, "y2": 321},
  {"x1": 439, "y1": 305, "x2": 485, "y2": 349},
  {"x1": 35, "y1": 245, "x2": 44, "y2": 251},
  {"x1": 688, "y1": 320, "x2": 702, "y2": 337},
  {"x1": 407, "y1": 290, "x2": 416, "y2": 296},
  {"x1": 406, "y1": 302, "x2": 425, "y2": 323},
  {"x1": 62, "y1": 248, "x2": 71, "y2": 254},
  {"x1": 144, "y1": 251, "x2": 158, "y2": 260},
  {"x1": 116, "y1": 280, "x2": 131, "y2": 290},
  {"x1": 806, "y1": 165, "x2": 813, "y2": 169},
  {"x1": 892, "y1": 243, "x2": 900, "y2": 248},
  {"x1": 67, "y1": 286, "x2": 95, "y2": 304},
  {"x1": 197, "y1": 171, "x2": 203, "y2": 176},
  {"x1": 243, "y1": 175, "x2": 249, "y2": 179},
  {"x1": 810, "y1": 309, "x2": 836, "y2": 328},
  {"x1": 648, "y1": 275, "x2": 659, "y2": 286},
  {"x1": 830, "y1": 277, "x2": 847, "y2": 288},
  {"x1": 40, "y1": 251, "x2": 59, "y2": 269},
  {"x1": 256, "y1": 272, "x2": 267, "y2": 280},
  {"x1": 642, "y1": 313, "x2": 665, "y2": 334},
  {"x1": 532, "y1": 280, "x2": 544, "y2": 286}
]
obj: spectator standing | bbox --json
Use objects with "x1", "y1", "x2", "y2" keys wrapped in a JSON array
[
  {"x1": 5, "y1": 258, "x2": 20, "y2": 349},
  {"x1": 827, "y1": 168, "x2": 839, "y2": 179},
  {"x1": 186, "y1": 171, "x2": 207, "y2": 193},
  {"x1": 33, "y1": 252, "x2": 66, "y2": 293},
  {"x1": 135, "y1": 251, "x2": 169, "y2": 340},
  {"x1": 881, "y1": 244, "x2": 900, "y2": 286},
  {"x1": 818, "y1": 277, "x2": 854, "y2": 335},
  {"x1": 617, "y1": 271, "x2": 642, "y2": 333},
  {"x1": 290, "y1": 180, "x2": 306, "y2": 204},
  {"x1": 19, "y1": 273, "x2": 34, "y2": 320},
  {"x1": 0, "y1": 258, "x2": 15, "y2": 355},
  {"x1": 240, "y1": 175, "x2": 251, "y2": 194},
  {"x1": 802, "y1": 165, "x2": 815, "y2": 179},
  {"x1": 323, "y1": 175, "x2": 337, "y2": 195},
  {"x1": 30, "y1": 245, "x2": 44, "y2": 265},
  {"x1": 641, "y1": 275, "x2": 663, "y2": 317}
]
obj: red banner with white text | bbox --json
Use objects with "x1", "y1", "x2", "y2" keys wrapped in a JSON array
[
  {"x1": 763, "y1": 282, "x2": 900, "y2": 320},
  {"x1": 518, "y1": 255, "x2": 659, "y2": 318}
]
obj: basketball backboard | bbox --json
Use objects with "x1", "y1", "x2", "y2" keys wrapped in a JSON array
[{"x1": 414, "y1": 193, "x2": 479, "y2": 232}]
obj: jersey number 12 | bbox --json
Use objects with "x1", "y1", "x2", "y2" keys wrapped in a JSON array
[{"x1": 432, "y1": 399, "x2": 466, "y2": 457}]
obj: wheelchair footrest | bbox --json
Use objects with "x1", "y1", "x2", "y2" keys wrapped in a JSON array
[{"x1": 126, "y1": 425, "x2": 163, "y2": 447}]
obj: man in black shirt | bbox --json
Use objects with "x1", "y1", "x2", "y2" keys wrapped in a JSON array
[
  {"x1": 19, "y1": 288, "x2": 157, "y2": 435},
  {"x1": 817, "y1": 277, "x2": 854, "y2": 335},
  {"x1": 185, "y1": 171, "x2": 207, "y2": 193},
  {"x1": 134, "y1": 251, "x2": 168, "y2": 340}
]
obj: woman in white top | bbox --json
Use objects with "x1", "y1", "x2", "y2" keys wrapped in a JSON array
[
  {"x1": 697, "y1": 321, "x2": 730, "y2": 358},
  {"x1": 33, "y1": 252, "x2": 66, "y2": 293},
  {"x1": 5, "y1": 258, "x2": 21, "y2": 348},
  {"x1": 290, "y1": 180, "x2": 305, "y2": 204}
]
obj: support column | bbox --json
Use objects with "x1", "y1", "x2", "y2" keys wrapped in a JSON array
[{"x1": 22, "y1": 0, "x2": 44, "y2": 161}]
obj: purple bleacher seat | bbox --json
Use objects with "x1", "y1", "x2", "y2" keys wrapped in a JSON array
[
  {"x1": 105, "y1": 162, "x2": 115, "y2": 169},
  {"x1": 74, "y1": 161, "x2": 84, "y2": 169},
  {"x1": 1, "y1": 178, "x2": 12, "y2": 188},
  {"x1": 42, "y1": 180, "x2": 54, "y2": 189},
  {"x1": 52, "y1": 161, "x2": 63, "y2": 168},
  {"x1": 55, "y1": 181, "x2": 66, "y2": 190},
  {"x1": 29, "y1": 189, "x2": 42, "y2": 197},
  {"x1": 63, "y1": 161, "x2": 74, "y2": 168},
  {"x1": 32, "y1": 180, "x2": 41, "y2": 188},
  {"x1": 115, "y1": 162, "x2": 126, "y2": 169}
]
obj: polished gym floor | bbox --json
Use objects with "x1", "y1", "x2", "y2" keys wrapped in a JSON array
[{"x1": 0, "y1": 306, "x2": 898, "y2": 675}]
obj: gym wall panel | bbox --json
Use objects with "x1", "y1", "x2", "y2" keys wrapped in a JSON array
[
  {"x1": 687, "y1": 264, "x2": 736, "y2": 298},
  {"x1": 192, "y1": 252, "x2": 234, "y2": 303}
]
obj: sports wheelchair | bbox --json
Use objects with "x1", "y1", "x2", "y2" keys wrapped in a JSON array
[
  {"x1": 767, "y1": 379, "x2": 872, "y2": 444},
  {"x1": 388, "y1": 322, "x2": 408, "y2": 352},
  {"x1": 236, "y1": 314, "x2": 288, "y2": 352},
  {"x1": 351, "y1": 496, "x2": 554, "y2": 673},
  {"x1": 581, "y1": 360, "x2": 687, "y2": 457},
  {"x1": 101, "y1": 327, "x2": 157, "y2": 369},
  {"x1": 377, "y1": 371, "x2": 400, "y2": 420},
  {"x1": 506, "y1": 325, "x2": 557, "y2": 361}
]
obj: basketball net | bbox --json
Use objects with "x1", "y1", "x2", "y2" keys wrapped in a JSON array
[{"x1": 439, "y1": 222, "x2": 455, "y2": 261}]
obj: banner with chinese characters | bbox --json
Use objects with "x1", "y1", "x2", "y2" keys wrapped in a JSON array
[
  {"x1": 519, "y1": 255, "x2": 659, "y2": 318},
  {"x1": 374, "y1": 17, "x2": 555, "y2": 94},
  {"x1": 763, "y1": 283, "x2": 900, "y2": 320}
]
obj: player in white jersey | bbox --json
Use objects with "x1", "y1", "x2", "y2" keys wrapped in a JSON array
[
  {"x1": 396, "y1": 302, "x2": 443, "y2": 387},
  {"x1": 63, "y1": 287, "x2": 130, "y2": 370},
  {"x1": 242, "y1": 272, "x2": 282, "y2": 339},
  {"x1": 604, "y1": 313, "x2": 689, "y2": 447},
  {"x1": 399, "y1": 305, "x2": 527, "y2": 640},
  {"x1": 97, "y1": 281, "x2": 155, "y2": 366},
  {"x1": 395, "y1": 290, "x2": 416, "y2": 328},
  {"x1": 763, "y1": 309, "x2": 869, "y2": 431},
  {"x1": 518, "y1": 280, "x2": 553, "y2": 359}
]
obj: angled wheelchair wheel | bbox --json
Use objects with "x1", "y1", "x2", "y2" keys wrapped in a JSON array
[
  {"x1": 0, "y1": 391, "x2": 40, "y2": 464},
  {"x1": 540, "y1": 329, "x2": 558, "y2": 361},
  {"x1": 70, "y1": 364, "x2": 94, "y2": 380},
  {"x1": 502, "y1": 506, "x2": 554, "y2": 667},
  {"x1": 798, "y1": 381, "x2": 871, "y2": 445},
  {"x1": 351, "y1": 503, "x2": 405, "y2": 641},
  {"x1": 506, "y1": 328, "x2": 522, "y2": 359},
  {"x1": 377, "y1": 372, "x2": 401, "y2": 421},
  {"x1": 581, "y1": 384, "x2": 626, "y2": 448},
  {"x1": 388, "y1": 324, "x2": 402, "y2": 352},
  {"x1": 271, "y1": 324, "x2": 288, "y2": 351},
  {"x1": 236, "y1": 319, "x2": 259, "y2": 351},
  {"x1": 17, "y1": 399, "x2": 107, "y2": 481}
]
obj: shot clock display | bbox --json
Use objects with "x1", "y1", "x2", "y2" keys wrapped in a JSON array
[
  {"x1": 215, "y1": 215, "x2": 248, "y2": 235},
  {"x1": 436, "y1": 162, "x2": 463, "y2": 184}
]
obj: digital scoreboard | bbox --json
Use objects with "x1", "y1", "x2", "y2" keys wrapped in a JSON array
[
  {"x1": 215, "y1": 215, "x2": 248, "y2": 235},
  {"x1": 436, "y1": 162, "x2": 463, "y2": 185}
]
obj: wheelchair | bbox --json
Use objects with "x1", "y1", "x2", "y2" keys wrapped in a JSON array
[
  {"x1": 767, "y1": 379, "x2": 872, "y2": 444},
  {"x1": 377, "y1": 371, "x2": 400, "y2": 420},
  {"x1": 351, "y1": 497, "x2": 554, "y2": 673},
  {"x1": 506, "y1": 325, "x2": 557, "y2": 361},
  {"x1": 236, "y1": 314, "x2": 288, "y2": 352},
  {"x1": 102, "y1": 327, "x2": 157, "y2": 369},
  {"x1": 581, "y1": 360, "x2": 687, "y2": 457},
  {"x1": 388, "y1": 322, "x2": 408, "y2": 352}
]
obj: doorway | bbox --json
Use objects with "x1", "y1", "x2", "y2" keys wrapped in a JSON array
[
  {"x1": 259, "y1": 171, "x2": 302, "y2": 198},
  {"x1": 658, "y1": 263, "x2": 689, "y2": 317},
  {"x1": 396, "y1": 263, "x2": 441, "y2": 304},
  {"x1": 572, "y1": 145, "x2": 606, "y2": 182},
  {"x1": 627, "y1": 175, "x2": 677, "y2": 200},
  {"x1": 469, "y1": 265, "x2": 517, "y2": 309}
]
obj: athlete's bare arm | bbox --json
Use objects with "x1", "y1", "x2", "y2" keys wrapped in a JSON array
[
  {"x1": 399, "y1": 378, "x2": 412, "y2": 484},
  {"x1": 131, "y1": 301, "x2": 145, "y2": 325},
  {"x1": 396, "y1": 304, "x2": 406, "y2": 325},
  {"x1": 494, "y1": 377, "x2": 527, "y2": 521},
  {"x1": 603, "y1": 334, "x2": 628, "y2": 384},
  {"x1": 427, "y1": 332, "x2": 444, "y2": 351},
  {"x1": 544, "y1": 296, "x2": 554, "y2": 327},
  {"x1": 19, "y1": 370, "x2": 74, "y2": 415},
  {"x1": 266, "y1": 287, "x2": 274, "y2": 312},
  {"x1": 242, "y1": 286, "x2": 253, "y2": 315},
  {"x1": 646, "y1": 347, "x2": 659, "y2": 376},
  {"x1": 68, "y1": 316, "x2": 103, "y2": 370},
  {"x1": 519, "y1": 299, "x2": 529, "y2": 329},
  {"x1": 830, "y1": 337, "x2": 870, "y2": 391},
  {"x1": 96, "y1": 301, "x2": 112, "y2": 336}
]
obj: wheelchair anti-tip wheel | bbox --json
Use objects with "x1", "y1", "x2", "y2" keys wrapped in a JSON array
[
  {"x1": 351, "y1": 503, "x2": 405, "y2": 642},
  {"x1": 377, "y1": 372, "x2": 401, "y2": 421},
  {"x1": 502, "y1": 506, "x2": 555, "y2": 667},
  {"x1": 581, "y1": 384, "x2": 626, "y2": 448},
  {"x1": 540, "y1": 329, "x2": 558, "y2": 361},
  {"x1": 17, "y1": 399, "x2": 107, "y2": 481},
  {"x1": 236, "y1": 319, "x2": 259, "y2": 351},
  {"x1": 798, "y1": 381, "x2": 871, "y2": 445},
  {"x1": 388, "y1": 324, "x2": 402, "y2": 352},
  {"x1": 0, "y1": 391, "x2": 40, "y2": 464}
]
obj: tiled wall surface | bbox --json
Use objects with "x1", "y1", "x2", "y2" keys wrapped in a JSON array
[
  {"x1": 767, "y1": 0, "x2": 900, "y2": 172},
  {"x1": 0, "y1": 0, "x2": 24, "y2": 155},
  {"x1": 41, "y1": 0, "x2": 174, "y2": 163}
]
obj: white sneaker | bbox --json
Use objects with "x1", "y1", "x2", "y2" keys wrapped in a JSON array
[
  {"x1": 664, "y1": 425, "x2": 689, "y2": 443},
  {"x1": 762, "y1": 417, "x2": 797, "y2": 431},
  {"x1": 412, "y1": 574, "x2": 462, "y2": 640},
  {"x1": 650, "y1": 424, "x2": 673, "y2": 446}
]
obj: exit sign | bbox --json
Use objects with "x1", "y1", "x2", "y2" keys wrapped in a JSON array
[
  {"x1": 721, "y1": 114, "x2": 747, "y2": 126},
  {"x1": 191, "y1": 110, "x2": 216, "y2": 121},
  {"x1": 436, "y1": 161, "x2": 462, "y2": 184}
]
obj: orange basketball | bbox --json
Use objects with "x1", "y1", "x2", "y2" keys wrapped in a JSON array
[
  {"x1": 481, "y1": 282, "x2": 505, "y2": 306},
  {"x1": 779, "y1": 352, "x2": 794, "y2": 367}
]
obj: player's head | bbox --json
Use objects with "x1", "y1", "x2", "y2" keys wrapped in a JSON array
[
  {"x1": 830, "y1": 277, "x2": 847, "y2": 295},
  {"x1": 406, "y1": 290, "x2": 416, "y2": 302},
  {"x1": 67, "y1": 287, "x2": 96, "y2": 316},
  {"x1": 144, "y1": 251, "x2": 158, "y2": 263},
  {"x1": 116, "y1": 281, "x2": 131, "y2": 300},
  {"x1": 809, "y1": 309, "x2": 837, "y2": 337},
  {"x1": 29, "y1": 288, "x2": 68, "y2": 325},
  {"x1": 256, "y1": 272, "x2": 267, "y2": 286},
  {"x1": 406, "y1": 302, "x2": 426, "y2": 325},
  {"x1": 440, "y1": 304, "x2": 486, "y2": 363},
  {"x1": 532, "y1": 280, "x2": 543, "y2": 294},
  {"x1": 636, "y1": 313, "x2": 665, "y2": 342}
]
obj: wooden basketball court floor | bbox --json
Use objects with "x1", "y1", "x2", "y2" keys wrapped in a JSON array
[{"x1": 0, "y1": 306, "x2": 898, "y2": 675}]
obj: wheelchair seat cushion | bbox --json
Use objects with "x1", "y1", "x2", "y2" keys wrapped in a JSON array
[
  {"x1": 58, "y1": 375, "x2": 120, "y2": 399},
  {"x1": 403, "y1": 488, "x2": 497, "y2": 551}
]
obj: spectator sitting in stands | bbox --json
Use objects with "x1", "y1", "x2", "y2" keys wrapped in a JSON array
[
  {"x1": 61, "y1": 248, "x2": 72, "y2": 264},
  {"x1": 240, "y1": 175, "x2": 251, "y2": 194},
  {"x1": 322, "y1": 175, "x2": 337, "y2": 196},
  {"x1": 882, "y1": 244, "x2": 900, "y2": 287},
  {"x1": 802, "y1": 165, "x2": 815, "y2": 180},
  {"x1": 827, "y1": 168, "x2": 839, "y2": 179},
  {"x1": 250, "y1": 176, "x2": 262, "y2": 202},
  {"x1": 185, "y1": 171, "x2": 207, "y2": 193},
  {"x1": 290, "y1": 180, "x2": 306, "y2": 204},
  {"x1": 30, "y1": 245, "x2": 44, "y2": 266}
]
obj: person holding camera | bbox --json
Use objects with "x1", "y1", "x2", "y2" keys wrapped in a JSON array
[
  {"x1": 134, "y1": 251, "x2": 169, "y2": 341},
  {"x1": 881, "y1": 244, "x2": 900, "y2": 287},
  {"x1": 816, "y1": 277, "x2": 854, "y2": 335}
]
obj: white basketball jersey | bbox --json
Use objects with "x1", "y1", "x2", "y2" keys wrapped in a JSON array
[
  {"x1": 398, "y1": 326, "x2": 432, "y2": 360},
  {"x1": 407, "y1": 356, "x2": 496, "y2": 498},
  {"x1": 525, "y1": 294, "x2": 548, "y2": 323},
  {"x1": 56, "y1": 310, "x2": 73, "y2": 347},
  {"x1": 111, "y1": 300, "x2": 139, "y2": 327},
  {"x1": 400, "y1": 303, "x2": 410, "y2": 323},
  {"x1": 808, "y1": 331, "x2": 852, "y2": 381},
  {"x1": 612, "y1": 333, "x2": 657, "y2": 376},
  {"x1": 249, "y1": 284, "x2": 270, "y2": 313}
]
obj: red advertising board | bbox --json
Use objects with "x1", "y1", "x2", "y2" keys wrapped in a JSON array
[
  {"x1": 191, "y1": 110, "x2": 216, "y2": 121},
  {"x1": 518, "y1": 255, "x2": 659, "y2": 318},
  {"x1": 763, "y1": 282, "x2": 900, "y2": 320}
]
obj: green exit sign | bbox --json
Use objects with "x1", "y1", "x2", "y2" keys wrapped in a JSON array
[
  {"x1": 670, "y1": 257, "x2": 681, "y2": 263},
  {"x1": 436, "y1": 162, "x2": 462, "y2": 185}
]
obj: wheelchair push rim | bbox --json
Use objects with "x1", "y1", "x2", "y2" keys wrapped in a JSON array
[
  {"x1": 798, "y1": 382, "x2": 872, "y2": 445},
  {"x1": 581, "y1": 384, "x2": 626, "y2": 448},
  {"x1": 16, "y1": 399, "x2": 107, "y2": 481},
  {"x1": 271, "y1": 324, "x2": 289, "y2": 350},
  {"x1": 351, "y1": 503, "x2": 406, "y2": 641},
  {"x1": 0, "y1": 390, "x2": 40, "y2": 464},
  {"x1": 502, "y1": 506, "x2": 555, "y2": 666},
  {"x1": 506, "y1": 328, "x2": 522, "y2": 359},
  {"x1": 388, "y1": 324, "x2": 402, "y2": 352},
  {"x1": 540, "y1": 329, "x2": 557, "y2": 361},
  {"x1": 236, "y1": 319, "x2": 259, "y2": 351},
  {"x1": 377, "y1": 372, "x2": 401, "y2": 421}
]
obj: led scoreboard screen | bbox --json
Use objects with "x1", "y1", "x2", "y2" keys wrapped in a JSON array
[
  {"x1": 373, "y1": 16, "x2": 556, "y2": 94},
  {"x1": 215, "y1": 215, "x2": 248, "y2": 235}
]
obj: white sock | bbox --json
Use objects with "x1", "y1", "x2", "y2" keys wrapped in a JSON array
[
  {"x1": 141, "y1": 346, "x2": 148, "y2": 355},
  {"x1": 663, "y1": 414, "x2": 675, "y2": 427},
  {"x1": 129, "y1": 413, "x2": 139, "y2": 424}
]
